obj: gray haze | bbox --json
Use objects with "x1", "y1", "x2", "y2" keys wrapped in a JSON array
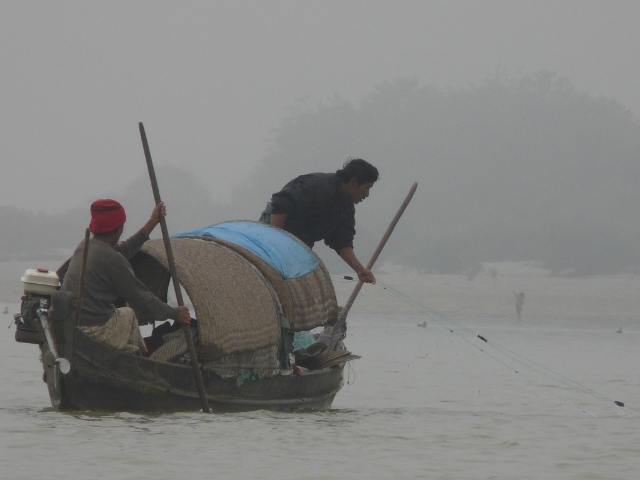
[
  {"x1": 2, "y1": 2, "x2": 640, "y2": 276},
  {"x1": 2, "y1": 1, "x2": 640, "y2": 212}
]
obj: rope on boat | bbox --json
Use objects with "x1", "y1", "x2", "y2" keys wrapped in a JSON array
[
  {"x1": 331, "y1": 274, "x2": 636, "y2": 415},
  {"x1": 346, "y1": 360, "x2": 356, "y2": 385}
]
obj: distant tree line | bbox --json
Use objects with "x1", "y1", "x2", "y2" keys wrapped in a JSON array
[
  {"x1": 0, "y1": 205, "x2": 85, "y2": 261},
  {"x1": 3, "y1": 72, "x2": 639, "y2": 276},
  {"x1": 222, "y1": 71, "x2": 640, "y2": 276},
  {"x1": 0, "y1": 166, "x2": 216, "y2": 262}
]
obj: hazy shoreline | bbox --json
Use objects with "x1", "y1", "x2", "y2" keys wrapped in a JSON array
[
  {"x1": 334, "y1": 262, "x2": 640, "y2": 325},
  {"x1": 3, "y1": 259, "x2": 638, "y2": 326},
  {"x1": 0, "y1": 259, "x2": 64, "y2": 303}
]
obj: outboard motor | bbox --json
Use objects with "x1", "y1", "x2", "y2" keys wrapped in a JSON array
[
  {"x1": 15, "y1": 268, "x2": 70, "y2": 375},
  {"x1": 15, "y1": 268, "x2": 60, "y2": 344}
]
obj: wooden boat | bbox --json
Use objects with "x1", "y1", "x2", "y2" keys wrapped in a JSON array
[
  {"x1": 14, "y1": 221, "x2": 357, "y2": 412},
  {"x1": 39, "y1": 329, "x2": 345, "y2": 412}
]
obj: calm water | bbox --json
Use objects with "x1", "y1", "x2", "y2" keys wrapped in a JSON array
[{"x1": 1, "y1": 306, "x2": 639, "y2": 479}]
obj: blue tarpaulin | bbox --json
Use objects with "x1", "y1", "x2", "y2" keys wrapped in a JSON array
[{"x1": 173, "y1": 221, "x2": 319, "y2": 279}]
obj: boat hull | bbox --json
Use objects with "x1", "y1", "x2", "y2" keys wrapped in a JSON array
[{"x1": 41, "y1": 330, "x2": 344, "y2": 413}]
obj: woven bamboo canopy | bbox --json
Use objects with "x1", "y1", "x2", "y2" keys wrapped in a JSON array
[{"x1": 130, "y1": 234, "x2": 338, "y2": 362}]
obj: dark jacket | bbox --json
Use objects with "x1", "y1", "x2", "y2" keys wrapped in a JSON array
[{"x1": 269, "y1": 172, "x2": 355, "y2": 251}]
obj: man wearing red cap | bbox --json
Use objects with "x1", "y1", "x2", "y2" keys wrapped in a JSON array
[{"x1": 62, "y1": 199, "x2": 191, "y2": 354}]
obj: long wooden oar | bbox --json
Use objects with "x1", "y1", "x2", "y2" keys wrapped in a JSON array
[
  {"x1": 328, "y1": 182, "x2": 418, "y2": 349},
  {"x1": 139, "y1": 122, "x2": 211, "y2": 413},
  {"x1": 64, "y1": 228, "x2": 92, "y2": 372},
  {"x1": 74, "y1": 228, "x2": 92, "y2": 328}
]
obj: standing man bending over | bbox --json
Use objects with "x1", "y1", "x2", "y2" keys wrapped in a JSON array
[
  {"x1": 260, "y1": 158, "x2": 379, "y2": 284},
  {"x1": 62, "y1": 199, "x2": 190, "y2": 354}
]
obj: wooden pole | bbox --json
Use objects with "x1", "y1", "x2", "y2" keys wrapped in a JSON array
[
  {"x1": 66, "y1": 227, "x2": 92, "y2": 368},
  {"x1": 139, "y1": 122, "x2": 211, "y2": 413},
  {"x1": 329, "y1": 182, "x2": 418, "y2": 349},
  {"x1": 74, "y1": 228, "x2": 92, "y2": 327}
]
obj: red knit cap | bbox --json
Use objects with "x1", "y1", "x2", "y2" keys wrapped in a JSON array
[{"x1": 89, "y1": 199, "x2": 126, "y2": 234}]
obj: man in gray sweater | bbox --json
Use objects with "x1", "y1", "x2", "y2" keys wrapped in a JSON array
[{"x1": 62, "y1": 199, "x2": 190, "y2": 354}]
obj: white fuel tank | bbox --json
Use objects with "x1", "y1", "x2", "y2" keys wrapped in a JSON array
[{"x1": 21, "y1": 268, "x2": 60, "y2": 295}]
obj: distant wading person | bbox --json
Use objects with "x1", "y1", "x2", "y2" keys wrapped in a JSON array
[
  {"x1": 514, "y1": 292, "x2": 525, "y2": 321},
  {"x1": 61, "y1": 199, "x2": 191, "y2": 354},
  {"x1": 260, "y1": 158, "x2": 379, "y2": 284}
]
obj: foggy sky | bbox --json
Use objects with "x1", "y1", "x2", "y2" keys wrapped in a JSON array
[{"x1": 2, "y1": 1, "x2": 639, "y2": 212}]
